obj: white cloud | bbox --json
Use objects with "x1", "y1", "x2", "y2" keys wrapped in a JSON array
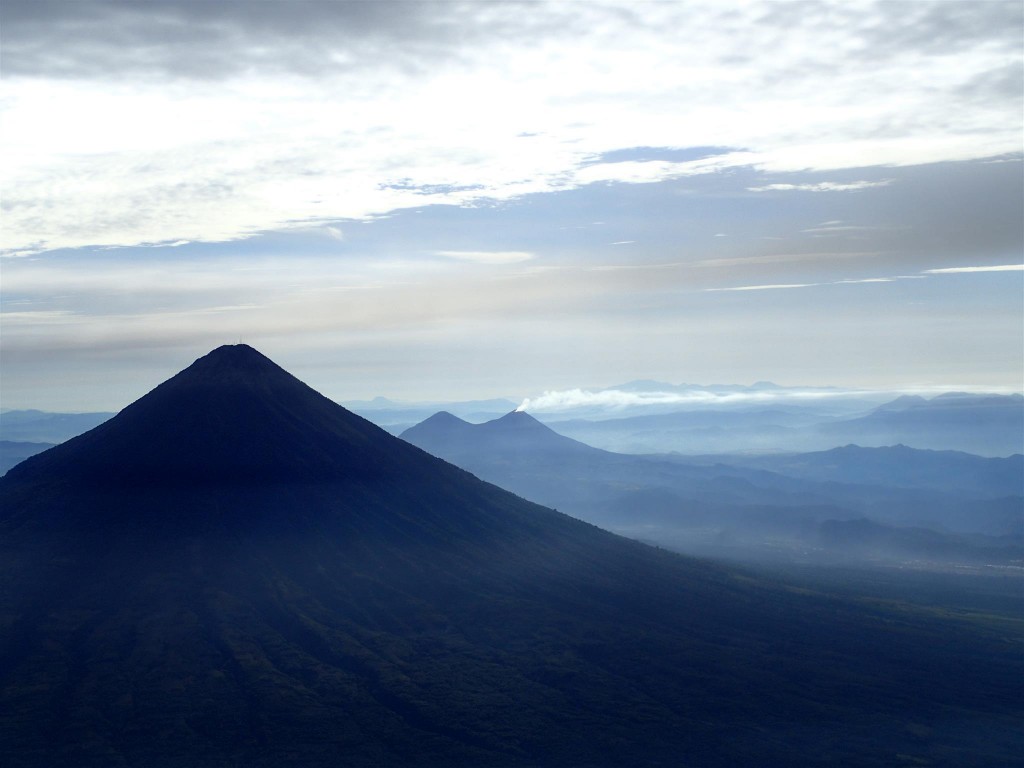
[{"x1": 1, "y1": 1, "x2": 1020, "y2": 255}]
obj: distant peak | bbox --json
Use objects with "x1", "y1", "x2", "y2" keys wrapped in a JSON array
[
  {"x1": 496, "y1": 410, "x2": 542, "y2": 424},
  {"x1": 423, "y1": 411, "x2": 468, "y2": 425},
  {"x1": 398, "y1": 411, "x2": 472, "y2": 441},
  {"x1": 182, "y1": 344, "x2": 283, "y2": 378},
  {"x1": 204, "y1": 343, "x2": 269, "y2": 362},
  {"x1": 484, "y1": 410, "x2": 559, "y2": 436}
]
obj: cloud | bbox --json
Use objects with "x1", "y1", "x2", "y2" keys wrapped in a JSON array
[
  {"x1": 0, "y1": 0, "x2": 523, "y2": 80},
  {"x1": 800, "y1": 224, "x2": 890, "y2": 234},
  {"x1": 703, "y1": 266, "x2": 1021, "y2": 293},
  {"x1": 1, "y1": 1, "x2": 1020, "y2": 255},
  {"x1": 924, "y1": 264, "x2": 1023, "y2": 274},
  {"x1": 516, "y1": 379, "x2": 1023, "y2": 413},
  {"x1": 704, "y1": 283, "x2": 815, "y2": 292},
  {"x1": 833, "y1": 278, "x2": 894, "y2": 285},
  {"x1": 516, "y1": 386, "x2": 875, "y2": 413},
  {"x1": 748, "y1": 180, "x2": 894, "y2": 193},
  {"x1": 434, "y1": 250, "x2": 534, "y2": 264}
]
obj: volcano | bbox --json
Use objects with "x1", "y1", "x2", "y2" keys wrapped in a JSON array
[{"x1": 1, "y1": 346, "x2": 1021, "y2": 767}]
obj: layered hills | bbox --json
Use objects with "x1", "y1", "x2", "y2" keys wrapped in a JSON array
[
  {"x1": 2, "y1": 346, "x2": 1022, "y2": 766},
  {"x1": 401, "y1": 411, "x2": 1022, "y2": 563}
]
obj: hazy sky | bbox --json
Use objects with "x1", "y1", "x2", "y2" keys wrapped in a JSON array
[{"x1": 1, "y1": 0, "x2": 1022, "y2": 411}]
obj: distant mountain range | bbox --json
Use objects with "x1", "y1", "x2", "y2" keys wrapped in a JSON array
[
  {"x1": 818, "y1": 392, "x2": 1024, "y2": 456},
  {"x1": 544, "y1": 392, "x2": 1024, "y2": 456},
  {"x1": 402, "y1": 411, "x2": 1022, "y2": 564},
  {"x1": 3, "y1": 345, "x2": 1021, "y2": 766},
  {"x1": 0, "y1": 409, "x2": 114, "y2": 444}
]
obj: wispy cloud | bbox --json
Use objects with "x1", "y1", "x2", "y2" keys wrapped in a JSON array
[
  {"x1": 705, "y1": 283, "x2": 814, "y2": 292},
  {"x1": 434, "y1": 251, "x2": 534, "y2": 265},
  {"x1": 827, "y1": 277, "x2": 901, "y2": 286},
  {"x1": 748, "y1": 180, "x2": 893, "y2": 193},
  {"x1": 800, "y1": 224, "x2": 892, "y2": 235},
  {"x1": 705, "y1": 267, "x2": 1020, "y2": 293},
  {"x1": 924, "y1": 264, "x2": 1023, "y2": 274}
]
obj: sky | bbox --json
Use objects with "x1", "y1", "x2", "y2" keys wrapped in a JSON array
[{"x1": 1, "y1": 0, "x2": 1022, "y2": 412}]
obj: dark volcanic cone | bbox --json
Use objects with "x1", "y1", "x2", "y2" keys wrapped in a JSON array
[
  {"x1": 7, "y1": 344, "x2": 440, "y2": 488},
  {"x1": 1, "y1": 346, "x2": 1021, "y2": 767}
]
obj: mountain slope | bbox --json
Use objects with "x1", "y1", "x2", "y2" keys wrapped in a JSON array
[
  {"x1": 402, "y1": 409, "x2": 752, "y2": 519},
  {"x1": 0, "y1": 441, "x2": 52, "y2": 476},
  {"x1": 2, "y1": 346, "x2": 1022, "y2": 767}
]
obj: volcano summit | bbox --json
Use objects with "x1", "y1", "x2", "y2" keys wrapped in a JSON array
[{"x1": 1, "y1": 346, "x2": 1020, "y2": 767}]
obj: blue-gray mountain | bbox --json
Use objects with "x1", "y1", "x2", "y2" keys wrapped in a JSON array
[{"x1": 401, "y1": 412, "x2": 1022, "y2": 563}]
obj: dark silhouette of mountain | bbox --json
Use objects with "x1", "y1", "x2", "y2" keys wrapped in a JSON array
[
  {"x1": 2, "y1": 346, "x2": 1022, "y2": 767},
  {"x1": 6, "y1": 344, "x2": 450, "y2": 493}
]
